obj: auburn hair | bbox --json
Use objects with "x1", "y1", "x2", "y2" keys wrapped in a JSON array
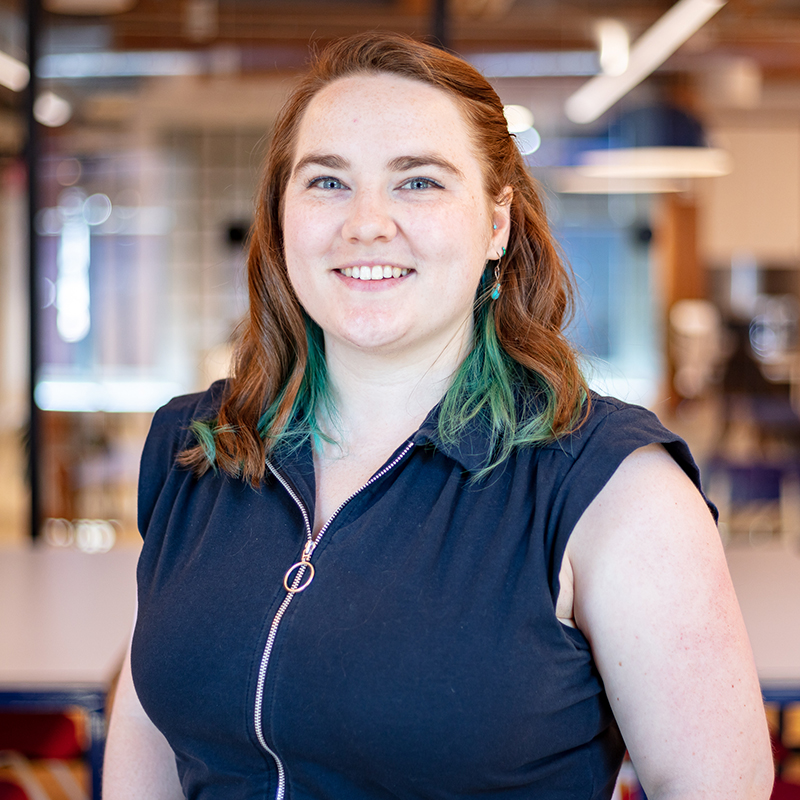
[{"x1": 179, "y1": 31, "x2": 589, "y2": 484}]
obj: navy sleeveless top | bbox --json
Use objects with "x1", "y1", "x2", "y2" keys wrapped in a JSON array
[{"x1": 132, "y1": 381, "x2": 713, "y2": 800}]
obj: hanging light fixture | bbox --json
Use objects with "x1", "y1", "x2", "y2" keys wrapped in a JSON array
[
  {"x1": 553, "y1": 104, "x2": 731, "y2": 193},
  {"x1": 575, "y1": 104, "x2": 731, "y2": 180},
  {"x1": 566, "y1": 0, "x2": 727, "y2": 124}
]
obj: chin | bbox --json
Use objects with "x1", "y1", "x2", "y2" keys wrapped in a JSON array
[
  {"x1": 327, "y1": 325, "x2": 410, "y2": 354},
  {"x1": 342, "y1": 331, "x2": 408, "y2": 353},
  {"x1": 328, "y1": 311, "x2": 409, "y2": 351}
]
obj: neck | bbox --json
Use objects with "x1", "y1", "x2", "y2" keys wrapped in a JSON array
[{"x1": 320, "y1": 332, "x2": 471, "y2": 451}]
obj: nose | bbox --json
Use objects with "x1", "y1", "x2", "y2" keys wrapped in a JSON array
[{"x1": 341, "y1": 187, "x2": 397, "y2": 244}]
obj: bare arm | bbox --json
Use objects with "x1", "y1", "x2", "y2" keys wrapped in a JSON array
[
  {"x1": 103, "y1": 640, "x2": 184, "y2": 800},
  {"x1": 564, "y1": 444, "x2": 773, "y2": 800}
]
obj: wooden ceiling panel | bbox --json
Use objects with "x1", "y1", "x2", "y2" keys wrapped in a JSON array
[{"x1": 28, "y1": 0, "x2": 800, "y2": 78}]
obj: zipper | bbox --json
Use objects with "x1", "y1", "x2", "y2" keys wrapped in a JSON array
[{"x1": 253, "y1": 440, "x2": 415, "y2": 800}]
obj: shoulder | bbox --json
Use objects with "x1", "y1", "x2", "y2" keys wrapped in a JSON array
[
  {"x1": 138, "y1": 380, "x2": 229, "y2": 536},
  {"x1": 571, "y1": 442, "x2": 712, "y2": 548},
  {"x1": 534, "y1": 392, "x2": 715, "y2": 527},
  {"x1": 153, "y1": 380, "x2": 228, "y2": 432},
  {"x1": 542, "y1": 393, "x2": 685, "y2": 461},
  {"x1": 147, "y1": 379, "x2": 229, "y2": 449}
]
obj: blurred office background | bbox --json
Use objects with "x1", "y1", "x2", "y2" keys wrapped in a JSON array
[
  {"x1": 0, "y1": 0, "x2": 798, "y2": 549},
  {"x1": 1, "y1": 0, "x2": 800, "y2": 797}
]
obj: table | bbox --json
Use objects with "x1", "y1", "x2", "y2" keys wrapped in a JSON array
[
  {"x1": 1, "y1": 540, "x2": 798, "y2": 797},
  {"x1": 0, "y1": 545, "x2": 139, "y2": 799},
  {"x1": 726, "y1": 540, "x2": 800, "y2": 777},
  {"x1": 726, "y1": 541, "x2": 800, "y2": 685}
]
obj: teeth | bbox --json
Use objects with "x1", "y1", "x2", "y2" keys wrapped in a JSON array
[{"x1": 340, "y1": 266, "x2": 410, "y2": 281}]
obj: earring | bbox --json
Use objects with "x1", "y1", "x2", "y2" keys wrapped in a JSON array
[
  {"x1": 491, "y1": 265, "x2": 501, "y2": 300},
  {"x1": 491, "y1": 247, "x2": 505, "y2": 301}
]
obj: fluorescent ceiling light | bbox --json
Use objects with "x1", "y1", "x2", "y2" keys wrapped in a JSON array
[
  {"x1": 469, "y1": 51, "x2": 599, "y2": 78},
  {"x1": 553, "y1": 169, "x2": 689, "y2": 194},
  {"x1": 44, "y1": 0, "x2": 137, "y2": 12},
  {"x1": 38, "y1": 51, "x2": 203, "y2": 79},
  {"x1": 566, "y1": 0, "x2": 726, "y2": 124},
  {"x1": 596, "y1": 19, "x2": 629, "y2": 77},
  {"x1": 0, "y1": 49, "x2": 30, "y2": 92},
  {"x1": 34, "y1": 91, "x2": 73, "y2": 127},
  {"x1": 576, "y1": 146, "x2": 732, "y2": 178}
]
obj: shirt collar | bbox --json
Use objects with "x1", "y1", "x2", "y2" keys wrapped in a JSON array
[
  {"x1": 272, "y1": 387, "x2": 543, "y2": 485},
  {"x1": 412, "y1": 401, "x2": 498, "y2": 475},
  {"x1": 413, "y1": 385, "x2": 551, "y2": 474}
]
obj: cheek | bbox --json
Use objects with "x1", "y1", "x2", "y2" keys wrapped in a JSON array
[
  {"x1": 281, "y1": 223, "x2": 313, "y2": 296},
  {"x1": 282, "y1": 205, "x2": 310, "y2": 256},
  {"x1": 282, "y1": 220, "x2": 331, "y2": 297},
  {"x1": 408, "y1": 209, "x2": 483, "y2": 257},
  {"x1": 285, "y1": 266, "x2": 328, "y2": 333},
  {"x1": 282, "y1": 193, "x2": 333, "y2": 251}
]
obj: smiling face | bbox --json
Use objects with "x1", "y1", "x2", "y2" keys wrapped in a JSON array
[{"x1": 282, "y1": 73, "x2": 511, "y2": 366}]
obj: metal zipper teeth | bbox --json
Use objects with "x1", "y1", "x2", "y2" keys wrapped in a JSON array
[
  {"x1": 253, "y1": 440, "x2": 415, "y2": 800},
  {"x1": 253, "y1": 463, "x2": 310, "y2": 800}
]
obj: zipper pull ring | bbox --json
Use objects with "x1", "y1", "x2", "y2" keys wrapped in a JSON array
[
  {"x1": 283, "y1": 538, "x2": 317, "y2": 593},
  {"x1": 283, "y1": 559, "x2": 314, "y2": 593}
]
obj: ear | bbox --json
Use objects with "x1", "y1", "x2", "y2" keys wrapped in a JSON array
[{"x1": 487, "y1": 186, "x2": 513, "y2": 260}]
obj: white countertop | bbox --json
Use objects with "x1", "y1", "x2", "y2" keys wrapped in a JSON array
[
  {"x1": 0, "y1": 545, "x2": 139, "y2": 687},
  {"x1": 726, "y1": 541, "x2": 800, "y2": 686},
  {"x1": 0, "y1": 540, "x2": 797, "y2": 689}
]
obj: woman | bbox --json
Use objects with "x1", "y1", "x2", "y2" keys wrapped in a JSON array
[{"x1": 104, "y1": 32, "x2": 773, "y2": 800}]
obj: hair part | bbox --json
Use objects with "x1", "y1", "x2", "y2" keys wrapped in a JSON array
[{"x1": 179, "y1": 31, "x2": 589, "y2": 485}]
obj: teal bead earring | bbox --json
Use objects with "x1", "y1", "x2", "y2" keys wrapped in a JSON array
[{"x1": 491, "y1": 247, "x2": 506, "y2": 301}]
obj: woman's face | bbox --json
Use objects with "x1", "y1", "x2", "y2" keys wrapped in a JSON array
[{"x1": 282, "y1": 73, "x2": 511, "y2": 363}]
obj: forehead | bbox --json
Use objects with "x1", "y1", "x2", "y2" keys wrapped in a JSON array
[{"x1": 293, "y1": 73, "x2": 481, "y2": 166}]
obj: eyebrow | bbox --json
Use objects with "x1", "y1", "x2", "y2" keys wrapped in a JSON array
[
  {"x1": 291, "y1": 152, "x2": 464, "y2": 179},
  {"x1": 388, "y1": 154, "x2": 464, "y2": 179},
  {"x1": 292, "y1": 153, "x2": 349, "y2": 176}
]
